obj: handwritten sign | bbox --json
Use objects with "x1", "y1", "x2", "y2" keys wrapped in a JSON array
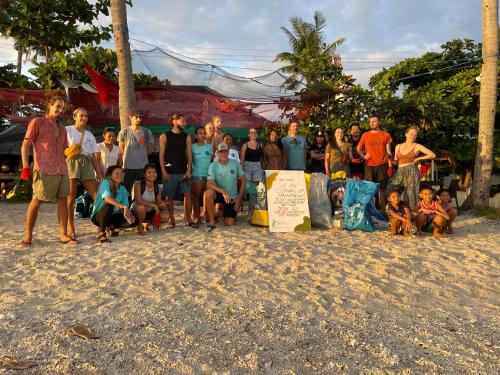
[{"x1": 265, "y1": 170, "x2": 311, "y2": 232}]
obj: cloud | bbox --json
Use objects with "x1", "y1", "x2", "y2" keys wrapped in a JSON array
[{"x1": 1, "y1": 0, "x2": 483, "y2": 90}]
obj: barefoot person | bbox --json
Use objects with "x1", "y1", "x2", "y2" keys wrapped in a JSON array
[
  {"x1": 385, "y1": 188, "x2": 412, "y2": 236},
  {"x1": 282, "y1": 121, "x2": 307, "y2": 171},
  {"x1": 131, "y1": 164, "x2": 168, "y2": 234},
  {"x1": 262, "y1": 130, "x2": 284, "y2": 170},
  {"x1": 437, "y1": 188, "x2": 458, "y2": 234},
  {"x1": 20, "y1": 95, "x2": 77, "y2": 247},
  {"x1": 117, "y1": 111, "x2": 154, "y2": 193},
  {"x1": 212, "y1": 115, "x2": 224, "y2": 149},
  {"x1": 391, "y1": 126, "x2": 436, "y2": 211},
  {"x1": 206, "y1": 143, "x2": 247, "y2": 231},
  {"x1": 91, "y1": 166, "x2": 134, "y2": 243},
  {"x1": 309, "y1": 131, "x2": 327, "y2": 174},
  {"x1": 415, "y1": 186, "x2": 450, "y2": 238},
  {"x1": 325, "y1": 127, "x2": 353, "y2": 178},
  {"x1": 98, "y1": 127, "x2": 122, "y2": 171},
  {"x1": 66, "y1": 108, "x2": 104, "y2": 239},
  {"x1": 357, "y1": 115, "x2": 393, "y2": 210},
  {"x1": 214, "y1": 133, "x2": 240, "y2": 162},
  {"x1": 159, "y1": 113, "x2": 197, "y2": 228},
  {"x1": 349, "y1": 123, "x2": 364, "y2": 179},
  {"x1": 240, "y1": 128, "x2": 263, "y2": 186},
  {"x1": 191, "y1": 126, "x2": 213, "y2": 224}
]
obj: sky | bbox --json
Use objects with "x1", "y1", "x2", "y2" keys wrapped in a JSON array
[{"x1": 0, "y1": 0, "x2": 483, "y2": 99}]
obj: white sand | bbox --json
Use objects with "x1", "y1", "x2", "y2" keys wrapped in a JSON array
[{"x1": 0, "y1": 202, "x2": 498, "y2": 374}]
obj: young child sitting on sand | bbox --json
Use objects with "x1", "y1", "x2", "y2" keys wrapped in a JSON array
[
  {"x1": 385, "y1": 188, "x2": 412, "y2": 236},
  {"x1": 437, "y1": 188, "x2": 457, "y2": 234},
  {"x1": 415, "y1": 186, "x2": 450, "y2": 238}
]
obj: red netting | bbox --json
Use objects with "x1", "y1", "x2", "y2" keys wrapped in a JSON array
[{"x1": 0, "y1": 85, "x2": 272, "y2": 129}]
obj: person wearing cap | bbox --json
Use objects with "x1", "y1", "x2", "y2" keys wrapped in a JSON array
[
  {"x1": 205, "y1": 143, "x2": 247, "y2": 231},
  {"x1": 281, "y1": 121, "x2": 307, "y2": 171},
  {"x1": 159, "y1": 113, "x2": 197, "y2": 228},
  {"x1": 117, "y1": 111, "x2": 154, "y2": 193},
  {"x1": 308, "y1": 131, "x2": 327, "y2": 174}
]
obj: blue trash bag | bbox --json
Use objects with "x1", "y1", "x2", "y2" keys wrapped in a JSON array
[
  {"x1": 342, "y1": 179, "x2": 380, "y2": 232},
  {"x1": 74, "y1": 191, "x2": 93, "y2": 219}
]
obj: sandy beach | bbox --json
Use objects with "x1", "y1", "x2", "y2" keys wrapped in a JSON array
[{"x1": 0, "y1": 202, "x2": 498, "y2": 374}]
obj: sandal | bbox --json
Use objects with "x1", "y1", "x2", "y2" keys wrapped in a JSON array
[
  {"x1": 98, "y1": 232, "x2": 110, "y2": 243},
  {"x1": 136, "y1": 229, "x2": 145, "y2": 236},
  {"x1": 207, "y1": 224, "x2": 216, "y2": 232},
  {"x1": 108, "y1": 227, "x2": 119, "y2": 237},
  {"x1": 186, "y1": 222, "x2": 199, "y2": 229}
]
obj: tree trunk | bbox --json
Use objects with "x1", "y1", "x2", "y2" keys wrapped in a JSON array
[
  {"x1": 472, "y1": 0, "x2": 498, "y2": 208},
  {"x1": 16, "y1": 46, "x2": 22, "y2": 75},
  {"x1": 110, "y1": 0, "x2": 136, "y2": 129}
]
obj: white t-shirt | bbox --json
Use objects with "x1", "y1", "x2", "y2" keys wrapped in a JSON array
[
  {"x1": 98, "y1": 142, "x2": 122, "y2": 171},
  {"x1": 66, "y1": 126, "x2": 100, "y2": 156},
  {"x1": 214, "y1": 148, "x2": 240, "y2": 163}
]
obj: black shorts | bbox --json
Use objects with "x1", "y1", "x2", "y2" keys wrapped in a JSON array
[
  {"x1": 214, "y1": 193, "x2": 237, "y2": 219},
  {"x1": 364, "y1": 164, "x2": 388, "y2": 188},
  {"x1": 145, "y1": 209, "x2": 155, "y2": 221},
  {"x1": 123, "y1": 169, "x2": 144, "y2": 193}
]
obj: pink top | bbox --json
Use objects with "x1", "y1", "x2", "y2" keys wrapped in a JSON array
[
  {"x1": 441, "y1": 201, "x2": 452, "y2": 212},
  {"x1": 25, "y1": 117, "x2": 68, "y2": 175}
]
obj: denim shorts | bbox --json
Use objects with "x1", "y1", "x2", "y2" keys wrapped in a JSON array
[
  {"x1": 191, "y1": 176, "x2": 207, "y2": 183},
  {"x1": 163, "y1": 174, "x2": 191, "y2": 197},
  {"x1": 243, "y1": 161, "x2": 262, "y2": 182}
]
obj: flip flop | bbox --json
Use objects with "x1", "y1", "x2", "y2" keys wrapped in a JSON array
[
  {"x1": 186, "y1": 222, "x2": 199, "y2": 229},
  {"x1": 207, "y1": 224, "x2": 216, "y2": 232},
  {"x1": 67, "y1": 232, "x2": 77, "y2": 240},
  {"x1": 166, "y1": 223, "x2": 176, "y2": 229},
  {"x1": 108, "y1": 229, "x2": 119, "y2": 237},
  {"x1": 19, "y1": 240, "x2": 32, "y2": 248},
  {"x1": 98, "y1": 232, "x2": 110, "y2": 243},
  {"x1": 136, "y1": 230, "x2": 145, "y2": 236},
  {"x1": 0, "y1": 356, "x2": 34, "y2": 370},
  {"x1": 59, "y1": 238, "x2": 80, "y2": 245},
  {"x1": 66, "y1": 325, "x2": 101, "y2": 339}
]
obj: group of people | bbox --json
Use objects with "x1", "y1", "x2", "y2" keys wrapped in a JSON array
[{"x1": 18, "y1": 95, "x2": 456, "y2": 247}]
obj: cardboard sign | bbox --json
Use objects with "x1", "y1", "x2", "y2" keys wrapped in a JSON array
[{"x1": 265, "y1": 170, "x2": 311, "y2": 232}]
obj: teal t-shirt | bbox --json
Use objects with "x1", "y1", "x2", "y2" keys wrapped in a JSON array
[
  {"x1": 191, "y1": 143, "x2": 213, "y2": 177},
  {"x1": 207, "y1": 159, "x2": 244, "y2": 200},
  {"x1": 91, "y1": 179, "x2": 129, "y2": 219},
  {"x1": 281, "y1": 135, "x2": 306, "y2": 170}
]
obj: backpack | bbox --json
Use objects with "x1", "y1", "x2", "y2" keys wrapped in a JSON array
[{"x1": 132, "y1": 180, "x2": 160, "y2": 202}]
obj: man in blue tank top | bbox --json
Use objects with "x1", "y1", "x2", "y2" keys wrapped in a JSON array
[{"x1": 159, "y1": 114, "x2": 197, "y2": 228}]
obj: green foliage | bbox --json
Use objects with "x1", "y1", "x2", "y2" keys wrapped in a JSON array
[
  {"x1": 368, "y1": 39, "x2": 499, "y2": 166},
  {"x1": 0, "y1": 0, "x2": 113, "y2": 61},
  {"x1": 0, "y1": 63, "x2": 38, "y2": 88},
  {"x1": 133, "y1": 72, "x2": 170, "y2": 87},
  {"x1": 275, "y1": 11, "x2": 356, "y2": 136},
  {"x1": 29, "y1": 45, "x2": 118, "y2": 88}
]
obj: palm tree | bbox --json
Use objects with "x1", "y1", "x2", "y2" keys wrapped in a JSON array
[
  {"x1": 274, "y1": 11, "x2": 345, "y2": 91},
  {"x1": 110, "y1": 0, "x2": 136, "y2": 129},
  {"x1": 472, "y1": 0, "x2": 498, "y2": 208}
]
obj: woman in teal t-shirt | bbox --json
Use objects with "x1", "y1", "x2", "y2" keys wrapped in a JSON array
[
  {"x1": 191, "y1": 126, "x2": 213, "y2": 224},
  {"x1": 91, "y1": 165, "x2": 134, "y2": 243}
]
